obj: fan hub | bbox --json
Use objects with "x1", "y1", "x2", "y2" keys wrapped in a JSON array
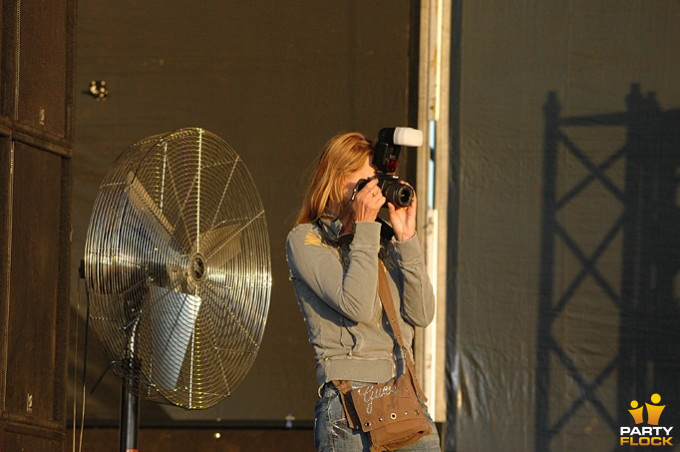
[{"x1": 190, "y1": 252, "x2": 207, "y2": 282}]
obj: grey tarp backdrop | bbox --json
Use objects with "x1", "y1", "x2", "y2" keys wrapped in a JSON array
[
  {"x1": 450, "y1": 1, "x2": 679, "y2": 451},
  {"x1": 69, "y1": 1, "x2": 679, "y2": 451}
]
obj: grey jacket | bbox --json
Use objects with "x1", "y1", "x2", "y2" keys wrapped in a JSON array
[{"x1": 285, "y1": 218, "x2": 435, "y2": 385}]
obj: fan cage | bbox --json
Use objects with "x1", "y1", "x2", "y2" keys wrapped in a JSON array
[{"x1": 84, "y1": 128, "x2": 271, "y2": 409}]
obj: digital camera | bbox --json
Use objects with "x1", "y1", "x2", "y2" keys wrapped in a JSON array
[{"x1": 357, "y1": 127, "x2": 423, "y2": 207}]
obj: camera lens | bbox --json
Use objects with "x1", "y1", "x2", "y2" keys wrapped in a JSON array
[{"x1": 383, "y1": 181, "x2": 414, "y2": 207}]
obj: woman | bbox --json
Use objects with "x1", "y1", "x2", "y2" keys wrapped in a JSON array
[{"x1": 285, "y1": 131, "x2": 440, "y2": 451}]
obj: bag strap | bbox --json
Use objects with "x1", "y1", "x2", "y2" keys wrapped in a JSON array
[{"x1": 377, "y1": 260, "x2": 427, "y2": 401}]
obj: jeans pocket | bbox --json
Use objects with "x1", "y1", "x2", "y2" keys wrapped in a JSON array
[{"x1": 315, "y1": 385, "x2": 366, "y2": 452}]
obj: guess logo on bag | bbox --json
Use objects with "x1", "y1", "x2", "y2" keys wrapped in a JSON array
[{"x1": 356, "y1": 383, "x2": 400, "y2": 414}]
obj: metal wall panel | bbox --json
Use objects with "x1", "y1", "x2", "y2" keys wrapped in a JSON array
[
  {"x1": 16, "y1": 0, "x2": 69, "y2": 137},
  {"x1": 4, "y1": 143, "x2": 64, "y2": 424},
  {"x1": 2, "y1": 425, "x2": 63, "y2": 452},
  {"x1": 0, "y1": 3, "x2": 4, "y2": 114},
  {"x1": 0, "y1": 135, "x2": 10, "y2": 421},
  {"x1": 0, "y1": 0, "x2": 75, "y2": 450}
]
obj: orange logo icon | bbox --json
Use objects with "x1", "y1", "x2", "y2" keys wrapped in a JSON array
[{"x1": 629, "y1": 393, "x2": 666, "y2": 426}]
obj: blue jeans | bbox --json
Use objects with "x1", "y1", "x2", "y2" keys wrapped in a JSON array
[{"x1": 315, "y1": 383, "x2": 441, "y2": 451}]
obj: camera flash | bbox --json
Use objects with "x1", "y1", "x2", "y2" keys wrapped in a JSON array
[{"x1": 393, "y1": 127, "x2": 423, "y2": 147}]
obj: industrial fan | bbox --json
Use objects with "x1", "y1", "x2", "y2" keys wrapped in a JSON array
[{"x1": 83, "y1": 127, "x2": 271, "y2": 450}]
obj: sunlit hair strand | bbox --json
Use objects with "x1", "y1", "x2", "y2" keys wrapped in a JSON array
[{"x1": 295, "y1": 132, "x2": 373, "y2": 225}]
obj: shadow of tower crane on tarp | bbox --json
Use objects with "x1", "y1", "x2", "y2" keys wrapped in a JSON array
[{"x1": 536, "y1": 84, "x2": 679, "y2": 451}]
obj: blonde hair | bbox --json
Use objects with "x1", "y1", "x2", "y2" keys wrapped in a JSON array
[{"x1": 295, "y1": 132, "x2": 373, "y2": 225}]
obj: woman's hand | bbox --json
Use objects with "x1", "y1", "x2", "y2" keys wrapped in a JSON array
[
  {"x1": 352, "y1": 178, "x2": 384, "y2": 223},
  {"x1": 388, "y1": 184, "x2": 417, "y2": 241}
]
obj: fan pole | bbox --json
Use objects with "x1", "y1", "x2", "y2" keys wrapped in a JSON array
[{"x1": 120, "y1": 357, "x2": 140, "y2": 452}]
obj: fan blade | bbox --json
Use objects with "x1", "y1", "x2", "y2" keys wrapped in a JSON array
[
  {"x1": 196, "y1": 223, "x2": 242, "y2": 265},
  {"x1": 125, "y1": 171, "x2": 186, "y2": 291},
  {"x1": 126, "y1": 171, "x2": 174, "y2": 240},
  {"x1": 147, "y1": 287, "x2": 202, "y2": 391}
]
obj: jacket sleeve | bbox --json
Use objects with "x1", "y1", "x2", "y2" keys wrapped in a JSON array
[
  {"x1": 395, "y1": 234, "x2": 435, "y2": 327},
  {"x1": 286, "y1": 222, "x2": 382, "y2": 324}
]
